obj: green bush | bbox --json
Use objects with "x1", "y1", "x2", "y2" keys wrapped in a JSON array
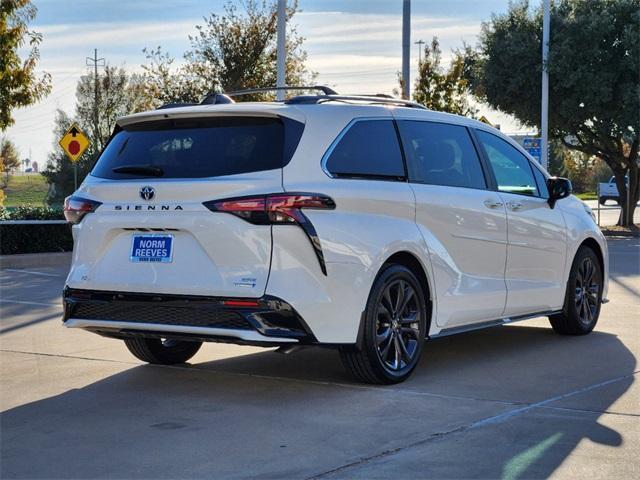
[
  {"x1": 0, "y1": 206, "x2": 72, "y2": 255},
  {"x1": 0, "y1": 205, "x2": 64, "y2": 220}
]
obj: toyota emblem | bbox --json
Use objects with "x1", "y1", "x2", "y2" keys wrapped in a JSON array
[{"x1": 140, "y1": 186, "x2": 155, "y2": 201}]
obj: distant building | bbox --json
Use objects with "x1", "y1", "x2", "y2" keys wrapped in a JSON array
[{"x1": 31, "y1": 161, "x2": 39, "y2": 172}]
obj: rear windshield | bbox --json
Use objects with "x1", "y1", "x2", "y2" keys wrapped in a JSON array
[{"x1": 91, "y1": 116, "x2": 303, "y2": 179}]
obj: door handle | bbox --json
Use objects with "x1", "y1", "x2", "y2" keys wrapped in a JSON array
[
  {"x1": 508, "y1": 201, "x2": 524, "y2": 211},
  {"x1": 484, "y1": 199, "x2": 503, "y2": 209}
]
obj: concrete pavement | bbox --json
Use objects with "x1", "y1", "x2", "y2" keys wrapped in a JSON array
[
  {"x1": 583, "y1": 199, "x2": 640, "y2": 227},
  {"x1": 1, "y1": 239, "x2": 638, "y2": 479}
]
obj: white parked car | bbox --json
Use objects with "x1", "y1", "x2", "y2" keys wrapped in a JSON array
[{"x1": 63, "y1": 87, "x2": 609, "y2": 384}]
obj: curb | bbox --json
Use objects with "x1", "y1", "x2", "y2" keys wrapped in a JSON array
[{"x1": 0, "y1": 252, "x2": 72, "y2": 269}]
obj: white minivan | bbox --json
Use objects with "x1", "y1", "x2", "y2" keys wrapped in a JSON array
[{"x1": 62, "y1": 88, "x2": 608, "y2": 384}]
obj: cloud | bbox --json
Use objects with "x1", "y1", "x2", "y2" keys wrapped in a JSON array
[
  {"x1": 36, "y1": 19, "x2": 200, "y2": 50},
  {"x1": 6, "y1": 8, "x2": 519, "y2": 166}
]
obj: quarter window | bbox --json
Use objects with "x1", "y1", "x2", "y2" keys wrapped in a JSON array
[
  {"x1": 531, "y1": 165, "x2": 549, "y2": 199},
  {"x1": 398, "y1": 121, "x2": 486, "y2": 189},
  {"x1": 325, "y1": 120, "x2": 405, "y2": 178},
  {"x1": 476, "y1": 130, "x2": 539, "y2": 197}
]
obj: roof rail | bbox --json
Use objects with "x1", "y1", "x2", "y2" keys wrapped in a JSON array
[
  {"x1": 285, "y1": 94, "x2": 427, "y2": 110},
  {"x1": 200, "y1": 93, "x2": 235, "y2": 105},
  {"x1": 156, "y1": 102, "x2": 199, "y2": 110},
  {"x1": 224, "y1": 86, "x2": 338, "y2": 98}
]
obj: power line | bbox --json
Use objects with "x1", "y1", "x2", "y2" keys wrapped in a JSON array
[{"x1": 86, "y1": 49, "x2": 105, "y2": 147}]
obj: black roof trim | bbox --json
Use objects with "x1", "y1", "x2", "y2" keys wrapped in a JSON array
[{"x1": 285, "y1": 95, "x2": 427, "y2": 110}]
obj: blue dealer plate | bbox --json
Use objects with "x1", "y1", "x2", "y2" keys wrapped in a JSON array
[{"x1": 130, "y1": 234, "x2": 173, "y2": 263}]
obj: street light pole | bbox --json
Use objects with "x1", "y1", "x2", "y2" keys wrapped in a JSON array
[
  {"x1": 276, "y1": 0, "x2": 286, "y2": 101},
  {"x1": 541, "y1": 0, "x2": 550, "y2": 170},
  {"x1": 415, "y1": 39, "x2": 425, "y2": 65},
  {"x1": 402, "y1": 0, "x2": 411, "y2": 100}
]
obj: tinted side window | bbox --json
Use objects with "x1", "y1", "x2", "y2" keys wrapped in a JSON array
[
  {"x1": 325, "y1": 120, "x2": 405, "y2": 178},
  {"x1": 531, "y1": 165, "x2": 549, "y2": 199},
  {"x1": 476, "y1": 130, "x2": 539, "y2": 196},
  {"x1": 398, "y1": 121, "x2": 486, "y2": 189}
]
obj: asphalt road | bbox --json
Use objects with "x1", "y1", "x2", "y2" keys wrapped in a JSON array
[{"x1": 1, "y1": 238, "x2": 638, "y2": 479}]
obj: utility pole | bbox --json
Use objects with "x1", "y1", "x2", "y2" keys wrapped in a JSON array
[
  {"x1": 402, "y1": 0, "x2": 411, "y2": 99},
  {"x1": 86, "y1": 49, "x2": 105, "y2": 148},
  {"x1": 541, "y1": 0, "x2": 550, "y2": 170},
  {"x1": 276, "y1": 0, "x2": 286, "y2": 101},
  {"x1": 415, "y1": 39, "x2": 425, "y2": 65}
]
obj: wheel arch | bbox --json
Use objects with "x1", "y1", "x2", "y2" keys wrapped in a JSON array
[
  {"x1": 382, "y1": 251, "x2": 433, "y2": 329},
  {"x1": 579, "y1": 237, "x2": 604, "y2": 279},
  {"x1": 355, "y1": 250, "x2": 434, "y2": 351}
]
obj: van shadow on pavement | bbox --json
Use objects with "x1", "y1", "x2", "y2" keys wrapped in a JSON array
[{"x1": 1, "y1": 324, "x2": 635, "y2": 479}]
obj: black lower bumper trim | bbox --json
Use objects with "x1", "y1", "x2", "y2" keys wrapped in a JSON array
[{"x1": 63, "y1": 288, "x2": 317, "y2": 343}]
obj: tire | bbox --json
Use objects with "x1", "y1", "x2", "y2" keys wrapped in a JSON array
[
  {"x1": 598, "y1": 197, "x2": 607, "y2": 206},
  {"x1": 549, "y1": 246, "x2": 603, "y2": 335},
  {"x1": 339, "y1": 264, "x2": 428, "y2": 384},
  {"x1": 124, "y1": 337, "x2": 202, "y2": 365}
]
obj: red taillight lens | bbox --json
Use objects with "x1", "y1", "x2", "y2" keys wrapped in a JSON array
[
  {"x1": 204, "y1": 193, "x2": 335, "y2": 275},
  {"x1": 266, "y1": 194, "x2": 335, "y2": 224},
  {"x1": 222, "y1": 299, "x2": 260, "y2": 307},
  {"x1": 204, "y1": 193, "x2": 335, "y2": 225},
  {"x1": 64, "y1": 195, "x2": 102, "y2": 224}
]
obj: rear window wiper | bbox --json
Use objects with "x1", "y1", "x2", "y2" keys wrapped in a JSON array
[{"x1": 112, "y1": 165, "x2": 164, "y2": 177}]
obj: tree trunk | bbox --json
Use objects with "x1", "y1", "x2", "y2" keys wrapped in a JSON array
[{"x1": 616, "y1": 165, "x2": 639, "y2": 227}]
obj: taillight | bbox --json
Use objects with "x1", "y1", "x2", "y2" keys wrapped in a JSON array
[
  {"x1": 64, "y1": 195, "x2": 102, "y2": 224},
  {"x1": 204, "y1": 193, "x2": 335, "y2": 275}
]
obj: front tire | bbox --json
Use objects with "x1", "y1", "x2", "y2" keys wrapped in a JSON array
[
  {"x1": 124, "y1": 337, "x2": 202, "y2": 364},
  {"x1": 549, "y1": 246, "x2": 602, "y2": 335},
  {"x1": 340, "y1": 265, "x2": 428, "y2": 384}
]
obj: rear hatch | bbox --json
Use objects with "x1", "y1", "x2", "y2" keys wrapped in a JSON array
[{"x1": 66, "y1": 111, "x2": 304, "y2": 298}]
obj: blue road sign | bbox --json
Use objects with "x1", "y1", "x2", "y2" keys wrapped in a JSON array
[{"x1": 523, "y1": 137, "x2": 542, "y2": 163}]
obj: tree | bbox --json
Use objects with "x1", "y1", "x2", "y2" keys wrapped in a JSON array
[
  {"x1": 140, "y1": 0, "x2": 314, "y2": 105},
  {"x1": 465, "y1": 0, "x2": 640, "y2": 225},
  {"x1": 0, "y1": 137, "x2": 20, "y2": 185},
  {"x1": 41, "y1": 111, "x2": 93, "y2": 205},
  {"x1": 408, "y1": 38, "x2": 477, "y2": 117},
  {"x1": 0, "y1": 0, "x2": 51, "y2": 130},
  {"x1": 42, "y1": 68, "x2": 150, "y2": 204},
  {"x1": 75, "y1": 65, "x2": 151, "y2": 152}
]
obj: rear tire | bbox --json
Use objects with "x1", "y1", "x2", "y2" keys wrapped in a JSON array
[
  {"x1": 549, "y1": 246, "x2": 602, "y2": 335},
  {"x1": 340, "y1": 264, "x2": 428, "y2": 384},
  {"x1": 124, "y1": 337, "x2": 202, "y2": 365}
]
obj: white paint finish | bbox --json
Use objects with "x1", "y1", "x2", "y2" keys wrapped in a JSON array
[
  {"x1": 266, "y1": 233, "x2": 369, "y2": 342},
  {"x1": 68, "y1": 171, "x2": 282, "y2": 297},
  {"x1": 558, "y1": 196, "x2": 610, "y2": 302},
  {"x1": 411, "y1": 184, "x2": 508, "y2": 327},
  {"x1": 499, "y1": 192, "x2": 567, "y2": 315},
  {"x1": 64, "y1": 102, "x2": 610, "y2": 348}
]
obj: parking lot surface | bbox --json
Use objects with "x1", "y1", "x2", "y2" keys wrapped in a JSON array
[
  {"x1": 1, "y1": 238, "x2": 638, "y2": 479},
  {"x1": 583, "y1": 200, "x2": 639, "y2": 227}
]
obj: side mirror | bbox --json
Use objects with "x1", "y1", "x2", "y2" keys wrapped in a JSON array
[{"x1": 547, "y1": 177, "x2": 572, "y2": 208}]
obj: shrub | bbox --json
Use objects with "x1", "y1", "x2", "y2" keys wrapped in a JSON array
[{"x1": 0, "y1": 206, "x2": 72, "y2": 255}]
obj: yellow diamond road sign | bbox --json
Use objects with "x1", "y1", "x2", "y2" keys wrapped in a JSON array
[{"x1": 59, "y1": 123, "x2": 90, "y2": 162}]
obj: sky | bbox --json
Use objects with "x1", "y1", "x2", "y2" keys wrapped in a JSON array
[{"x1": 6, "y1": 0, "x2": 534, "y2": 166}]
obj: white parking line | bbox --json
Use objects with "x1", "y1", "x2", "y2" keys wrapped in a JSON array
[
  {"x1": 0, "y1": 299, "x2": 61, "y2": 307},
  {"x1": 3, "y1": 269, "x2": 62, "y2": 278}
]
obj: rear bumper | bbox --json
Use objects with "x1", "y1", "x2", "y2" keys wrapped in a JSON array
[{"x1": 62, "y1": 288, "x2": 317, "y2": 346}]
